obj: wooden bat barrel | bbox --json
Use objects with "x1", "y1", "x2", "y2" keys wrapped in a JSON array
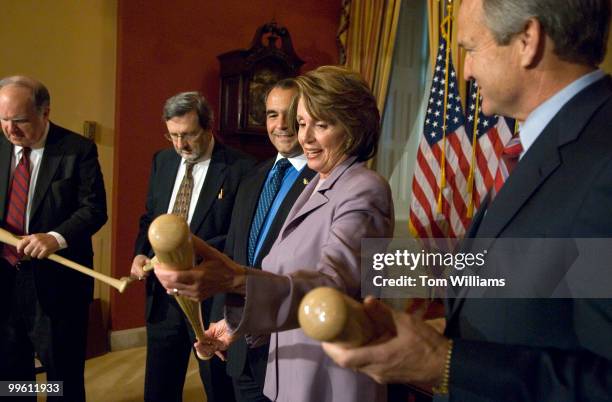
[
  {"x1": 298, "y1": 287, "x2": 375, "y2": 348},
  {"x1": 148, "y1": 214, "x2": 210, "y2": 360}
]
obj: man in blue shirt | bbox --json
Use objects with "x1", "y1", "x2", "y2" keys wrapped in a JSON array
[{"x1": 210, "y1": 79, "x2": 315, "y2": 402}]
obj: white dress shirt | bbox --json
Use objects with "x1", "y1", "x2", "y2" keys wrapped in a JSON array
[
  {"x1": 519, "y1": 69, "x2": 606, "y2": 159},
  {"x1": 10, "y1": 122, "x2": 67, "y2": 248}
]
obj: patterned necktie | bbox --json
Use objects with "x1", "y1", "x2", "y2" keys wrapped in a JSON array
[
  {"x1": 171, "y1": 161, "x2": 195, "y2": 221},
  {"x1": 247, "y1": 158, "x2": 291, "y2": 266},
  {"x1": 492, "y1": 133, "x2": 523, "y2": 199},
  {"x1": 2, "y1": 148, "x2": 31, "y2": 265}
]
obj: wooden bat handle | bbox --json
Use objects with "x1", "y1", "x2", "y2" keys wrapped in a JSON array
[
  {"x1": 0, "y1": 227, "x2": 130, "y2": 293},
  {"x1": 142, "y1": 256, "x2": 157, "y2": 272},
  {"x1": 298, "y1": 287, "x2": 375, "y2": 348},
  {"x1": 148, "y1": 213, "x2": 210, "y2": 360}
]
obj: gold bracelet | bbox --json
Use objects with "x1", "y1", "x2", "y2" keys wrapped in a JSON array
[{"x1": 431, "y1": 339, "x2": 453, "y2": 395}]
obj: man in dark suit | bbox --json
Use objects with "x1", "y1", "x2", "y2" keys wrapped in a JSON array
[
  {"x1": 208, "y1": 79, "x2": 314, "y2": 401},
  {"x1": 0, "y1": 76, "x2": 107, "y2": 402},
  {"x1": 322, "y1": 0, "x2": 612, "y2": 400},
  {"x1": 130, "y1": 91, "x2": 254, "y2": 402}
]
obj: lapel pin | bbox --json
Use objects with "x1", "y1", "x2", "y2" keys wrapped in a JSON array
[
  {"x1": 303, "y1": 178, "x2": 309, "y2": 185},
  {"x1": 218, "y1": 188, "x2": 223, "y2": 199}
]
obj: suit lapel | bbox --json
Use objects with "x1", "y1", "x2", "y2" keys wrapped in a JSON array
[
  {"x1": 255, "y1": 166, "x2": 315, "y2": 266},
  {"x1": 475, "y1": 133, "x2": 561, "y2": 241},
  {"x1": 30, "y1": 124, "x2": 63, "y2": 221},
  {"x1": 282, "y1": 166, "x2": 316, "y2": 214},
  {"x1": 475, "y1": 76, "x2": 612, "y2": 242},
  {"x1": 190, "y1": 143, "x2": 226, "y2": 233},
  {"x1": 236, "y1": 159, "x2": 274, "y2": 263},
  {"x1": 280, "y1": 184, "x2": 326, "y2": 238},
  {"x1": 0, "y1": 138, "x2": 12, "y2": 219},
  {"x1": 281, "y1": 157, "x2": 357, "y2": 240}
]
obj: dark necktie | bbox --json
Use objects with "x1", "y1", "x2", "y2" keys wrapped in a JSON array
[
  {"x1": 172, "y1": 162, "x2": 195, "y2": 221},
  {"x1": 492, "y1": 133, "x2": 523, "y2": 199},
  {"x1": 247, "y1": 158, "x2": 291, "y2": 266},
  {"x1": 2, "y1": 148, "x2": 31, "y2": 265}
]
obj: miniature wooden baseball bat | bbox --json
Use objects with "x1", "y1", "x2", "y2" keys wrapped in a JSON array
[
  {"x1": 0, "y1": 227, "x2": 131, "y2": 293},
  {"x1": 147, "y1": 213, "x2": 210, "y2": 360},
  {"x1": 142, "y1": 256, "x2": 157, "y2": 272},
  {"x1": 298, "y1": 287, "x2": 375, "y2": 348}
]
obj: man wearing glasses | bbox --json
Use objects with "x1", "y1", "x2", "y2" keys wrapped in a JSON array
[{"x1": 131, "y1": 91, "x2": 254, "y2": 402}]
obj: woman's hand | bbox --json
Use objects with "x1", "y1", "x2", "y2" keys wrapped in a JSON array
[
  {"x1": 195, "y1": 319, "x2": 236, "y2": 361},
  {"x1": 153, "y1": 235, "x2": 248, "y2": 302}
]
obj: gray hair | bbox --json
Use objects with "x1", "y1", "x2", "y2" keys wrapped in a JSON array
[
  {"x1": 0, "y1": 75, "x2": 51, "y2": 113},
  {"x1": 162, "y1": 91, "x2": 214, "y2": 130},
  {"x1": 482, "y1": 0, "x2": 610, "y2": 66}
]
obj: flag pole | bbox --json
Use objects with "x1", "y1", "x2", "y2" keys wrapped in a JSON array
[
  {"x1": 436, "y1": 0, "x2": 453, "y2": 214},
  {"x1": 466, "y1": 86, "x2": 481, "y2": 218},
  {"x1": 514, "y1": 119, "x2": 520, "y2": 135}
]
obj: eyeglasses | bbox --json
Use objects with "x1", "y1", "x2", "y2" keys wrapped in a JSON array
[{"x1": 164, "y1": 129, "x2": 203, "y2": 142}]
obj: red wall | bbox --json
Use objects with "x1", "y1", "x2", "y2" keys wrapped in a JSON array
[{"x1": 111, "y1": 0, "x2": 341, "y2": 330}]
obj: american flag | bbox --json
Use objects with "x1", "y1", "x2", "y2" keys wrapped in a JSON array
[
  {"x1": 409, "y1": 37, "x2": 471, "y2": 238},
  {"x1": 464, "y1": 80, "x2": 515, "y2": 215},
  {"x1": 409, "y1": 38, "x2": 516, "y2": 239}
]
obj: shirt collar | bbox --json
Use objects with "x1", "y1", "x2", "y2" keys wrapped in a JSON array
[
  {"x1": 275, "y1": 152, "x2": 307, "y2": 171},
  {"x1": 519, "y1": 69, "x2": 606, "y2": 158},
  {"x1": 13, "y1": 121, "x2": 49, "y2": 158}
]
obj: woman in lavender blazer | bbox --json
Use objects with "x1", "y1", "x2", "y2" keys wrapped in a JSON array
[{"x1": 156, "y1": 66, "x2": 394, "y2": 402}]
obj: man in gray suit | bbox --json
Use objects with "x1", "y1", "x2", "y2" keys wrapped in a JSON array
[{"x1": 323, "y1": 0, "x2": 612, "y2": 401}]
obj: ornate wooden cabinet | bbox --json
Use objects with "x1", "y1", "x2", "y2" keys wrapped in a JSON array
[{"x1": 218, "y1": 22, "x2": 304, "y2": 160}]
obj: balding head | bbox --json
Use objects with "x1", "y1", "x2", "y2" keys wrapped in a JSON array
[
  {"x1": 0, "y1": 75, "x2": 50, "y2": 148},
  {"x1": 0, "y1": 76, "x2": 50, "y2": 113}
]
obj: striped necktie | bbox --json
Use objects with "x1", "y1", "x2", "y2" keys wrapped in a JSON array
[
  {"x1": 172, "y1": 161, "x2": 195, "y2": 221},
  {"x1": 247, "y1": 158, "x2": 291, "y2": 266},
  {"x1": 492, "y1": 134, "x2": 523, "y2": 199},
  {"x1": 2, "y1": 148, "x2": 31, "y2": 265}
]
